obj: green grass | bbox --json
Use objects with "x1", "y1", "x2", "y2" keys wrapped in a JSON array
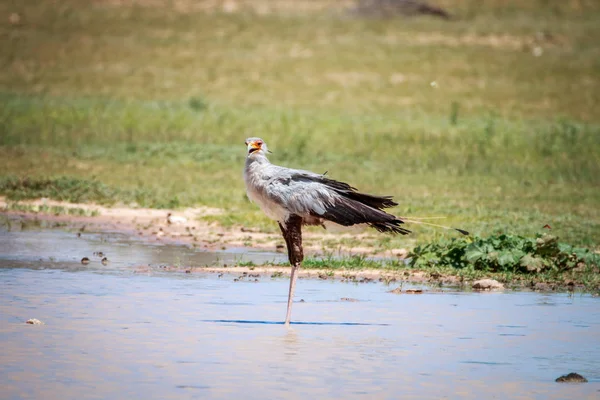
[
  {"x1": 270, "y1": 252, "x2": 600, "y2": 292},
  {"x1": 0, "y1": 175, "x2": 127, "y2": 204},
  {"x1": 0, "y1": 0, "x2": 599, "y2": 249},
  {"x1": 3, "y1": 202, "x2": 100, "y2": 217}
]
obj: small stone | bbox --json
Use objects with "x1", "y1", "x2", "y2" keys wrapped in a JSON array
[
  {"x1": 9, "y1": 13, "x2": 20, "y2": 24},
  {"x1": 533, "y1": 282, "x2": 554, "y2": 292},
  {"x1": 555, "y1": 372, "x2": 588, "y2": 383},
  {"x1": 340, "y1": 297, "x2": 359, "y2": 302},
  {"x1": 222, "y1": 1, "x2": 238, "y2": 13},
  {"x1": 472, "y1": 279, "x2": 504, "y2": 291},
  {"x1": 392, "y1": 248, "x2": 408, "y2": 258},
  {"x1": 26, "y1": 318, "x2": 44, "y2": 325},
  {"x1": 167, "y1": 213, "x2": 187, "y2": 225},
  {"x1": 81, "y1": 257, "x2": 90, "y2": 265},
  {"x1": 405, "y1": 289, "x2": 424, "y2": 294},
  {"x1": 101, "y1": 257, "x2": 109, "y2": 265}
]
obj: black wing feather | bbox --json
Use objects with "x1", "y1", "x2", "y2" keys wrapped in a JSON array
[
  {"x1": 292, "y1": 173, "x2": 410, "y2": 235},
  {"x1": 319, "y1": 197, "x2": 410, "y2": 235}
]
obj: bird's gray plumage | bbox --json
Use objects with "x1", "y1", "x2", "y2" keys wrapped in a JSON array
[
  {"x1": 243, "y1": 137, "x2": 410, "y2": 325},
  {"x1": 244, "y1": 137, "x2": 410, "y2": 234},
  {"x1": 243, "y1": 137, "x2": 468, "y2": 324}
]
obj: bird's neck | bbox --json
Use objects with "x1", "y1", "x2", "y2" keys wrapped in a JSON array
[{"x1": 245, "y1": 152, "x2": 271, "y2": 168}]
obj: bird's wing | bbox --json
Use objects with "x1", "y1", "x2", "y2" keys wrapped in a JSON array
[
  {"x1": 264, "y1": 168, "x2": 337, "y2": 216},
  {"x1": 265, "y1": 168, "x2": 409, "y2": 234},
  {"x1": 265, "y1": 167, "x2": 400, "y2": 217}
]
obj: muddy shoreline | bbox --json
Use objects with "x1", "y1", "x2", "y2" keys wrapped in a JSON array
[
  {"x1": 0, "y1": 197, "x2": 407, "y2": 257},
  {"x1": 1, "y1": 197, "x2": 597, "y2": 293}
]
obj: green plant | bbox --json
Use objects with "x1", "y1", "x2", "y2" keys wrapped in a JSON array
[
  {"x1": 238, "y1": 260, "x2": 256, "y2": 267},
  {"x1": 188, "y1": 96, "x2": 207, "y2": 112},
  {"x1": 409, "y1": 233, "x2": 600, "y2": 273},
  {"x1": 450, "y1": 101, "x2": 460, "y2": 125}
]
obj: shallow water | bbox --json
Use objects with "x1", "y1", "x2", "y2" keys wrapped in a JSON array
[
  {"x1": 0, "y1": 222, "x2": 287, "y2": 269},
  {"x1": 1, "y1": 228, "x2": 599, "y2": 399}
]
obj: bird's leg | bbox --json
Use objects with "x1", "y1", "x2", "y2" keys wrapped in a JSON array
[
  {"x1": 283, "y1": 215, "x2": 303, "y2": 326},
  {"x1": 278, "y1": 222, "x2": 293, "y2": 264},
  {"x1": 285, "y1": 262, "x2": 298, "y2": 325},
  {"x1": 278, "y1": 221, "x2": 295, "y2": 323}
]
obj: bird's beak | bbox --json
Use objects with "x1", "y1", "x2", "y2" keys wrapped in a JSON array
[{"x1": 248, "y1": 141, "x2": 261, "y2": 154}]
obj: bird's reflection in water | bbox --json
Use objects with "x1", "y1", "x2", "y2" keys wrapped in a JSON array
[{"x1": 283, "y1": 329, "x2": 299, "y2": 358}]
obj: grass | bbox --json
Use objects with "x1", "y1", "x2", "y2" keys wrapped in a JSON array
[
  {"x1": 3, "y1": 202, "x2": 100, "y2": 217},
  {"x1": 0, "y1": 175, "x2": 127, "y2": 204},
  {"x1": 268, "y1": 253, "x2": 600, "y2": 292},
  {"x1": 0, "y1": 0, "x2": 599, "y2": 249}
]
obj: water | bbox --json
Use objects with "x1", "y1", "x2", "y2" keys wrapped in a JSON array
[
  {"x1": 0, "y1": 225, "x2": 287, "y2": 270},
  {"x1": 1, "y1": 228, "x2": 599, "y2": 399}
]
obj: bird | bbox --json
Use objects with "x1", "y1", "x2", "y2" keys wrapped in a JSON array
[{"x1": 244, "y1": 137, "x2": 418, "y2": 325}]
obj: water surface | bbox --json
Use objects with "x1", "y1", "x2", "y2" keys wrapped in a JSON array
[{"x1": 1, "y1": 228, "x2": 599, "y2": 399}]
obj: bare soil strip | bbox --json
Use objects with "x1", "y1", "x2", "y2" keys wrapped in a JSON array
[{"x1": 0, "y1": 197, "x2": 408, "y2": 258}]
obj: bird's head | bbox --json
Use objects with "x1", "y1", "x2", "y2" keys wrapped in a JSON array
[{"x1": 245, "y1": 137, "x2": 270, "y2": 157}]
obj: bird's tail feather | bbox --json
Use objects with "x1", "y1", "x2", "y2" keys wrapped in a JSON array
[
  {"x1": 369, "y1": 221, "x2": 411, "y2": 235},
  {"x1": 318, "y1": 196, "x2": 410, "y2": 235},
  {"x1": 343, "y1": 191, "x2": 398, "y2": 209},
  {"x1": 401, "y1": 218, "x2": 469, "y2": 235},
  {"x1": 318, "y1": 186, "x2": 465, "y2": 236}
]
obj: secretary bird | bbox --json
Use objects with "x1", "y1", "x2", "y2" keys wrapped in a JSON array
[{"x1": 243, "y1": 137, "x2": 466, "y2": 325}]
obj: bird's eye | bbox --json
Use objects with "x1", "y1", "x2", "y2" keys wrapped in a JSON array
[{"x1": 256, "y1": 141, "x2": 263, "y2": 146}]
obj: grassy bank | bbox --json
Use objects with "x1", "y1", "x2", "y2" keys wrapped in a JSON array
[
  {"x1": 275, "y1": 254, "x2": 600, "y2": 293},
  {"x1": 1, "y1": 0, "x2": 599, "y2": 248},
  {"x1": 244, "y1": 232, "x2": 600, "y2": 292}
]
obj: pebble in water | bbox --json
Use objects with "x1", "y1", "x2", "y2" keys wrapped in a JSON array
[
  {"x1": 472, "y1": 279, "x2": 504, "y2": 291},
  {"x1": 555, "y1": 373, "x2": 588, "y2": 383}
]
